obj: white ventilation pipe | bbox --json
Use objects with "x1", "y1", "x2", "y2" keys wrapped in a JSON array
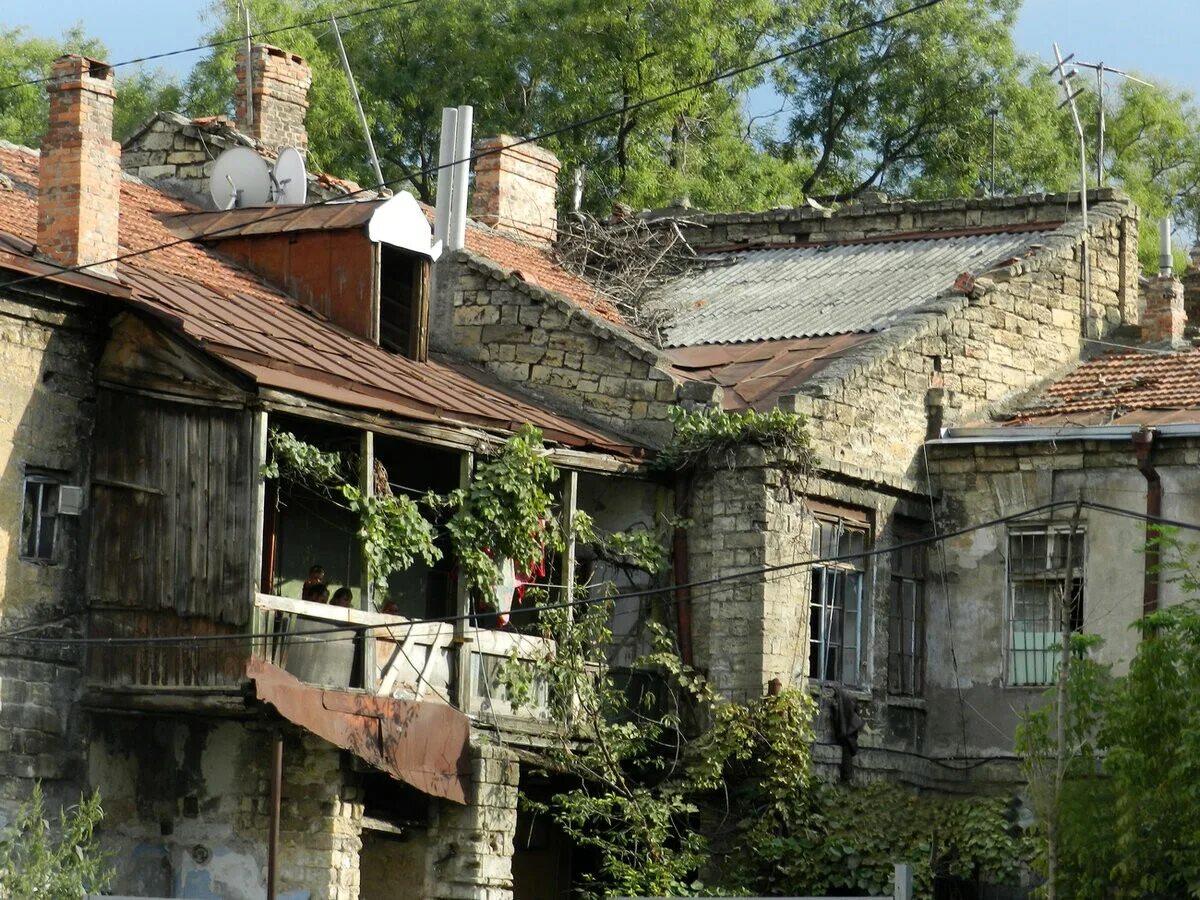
[
  {"x1": 432, "y1": 107, "x2": 458, "y2": 248},
  {"x1": 1159, "y1": 216, "x2": 1173, "y2": 276},
  {"x1": 448, "y1": 104, "x2": 473, "y2": 252}
]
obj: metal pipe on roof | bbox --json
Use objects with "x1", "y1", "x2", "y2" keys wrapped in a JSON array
[
  {"x1": 331, "y1": 15, "x2": 385, "y2": 193},
  {"x1": 448, "y1": 105, "x2": 473, "y2": 252},
  {"x1": 1160, "y1": 216, "x2": 1173, "y2": 276},
  {"x1": 433, "y1": 108, "x2": 458, "y2": 249}
]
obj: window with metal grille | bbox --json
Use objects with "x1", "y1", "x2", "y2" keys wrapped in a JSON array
[
  {"x1": 21, "y1": 475, "x2": 61, "y2": 563},
  {"x1": 809, "y1": 517, "x2": 867, "y2": 685},
  {"x1": 888, "y1": 535, "x2": 925, "y2": 696},
  {"x1": 1007, "y1": 527, "x2": 1084, "y2": 686}
]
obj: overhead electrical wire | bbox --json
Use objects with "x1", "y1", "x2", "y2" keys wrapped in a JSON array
[
  {"x1": 3, "y1": 496, "x2": 1174, "y2": 648},
  {"x1": 0, "y1": 0, "x2": 425, "y2": 95},
  {"x1": 0, "y1": 0, "x2": 951, "y2": 295}
]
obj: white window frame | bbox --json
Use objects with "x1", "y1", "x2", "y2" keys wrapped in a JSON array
[
  {"x1": 808, "y1": 516, "x2": 868, "y2": 686},
  {"x1": 1005, "y1": 525, "x2": 1085, "y2": 686},
  {"x1": 21, "y1": 472, "x2": 62, "y2": 564}
]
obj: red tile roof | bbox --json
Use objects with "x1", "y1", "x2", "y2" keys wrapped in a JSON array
[
  {"x1": 0, "y1": 144, "x2": 642, "y2": 457},
  {"x1": 1007, "y1": 349, "x2": 1200, "y2": 426}
]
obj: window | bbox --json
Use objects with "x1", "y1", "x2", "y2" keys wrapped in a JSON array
[
  {"x1": 888, "y1": 535, "x2": 925, "y2": 696},
  {"x1": 809, "y1": 517, "x2": 867, "y2": 684},
  {"x1": 21, "y1": 474, "x2": 61, "y2": 563},
  {"x1": 1007, "y1": 527, "x2": 1084, "y2": 685}
]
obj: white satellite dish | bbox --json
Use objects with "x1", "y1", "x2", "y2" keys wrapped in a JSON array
[
  {"x1": 271, "y1": 147, "x2": 308, "y2": 206},
  {"x1": 209, "y1": 147, "x2": 271, "y2": 210}
]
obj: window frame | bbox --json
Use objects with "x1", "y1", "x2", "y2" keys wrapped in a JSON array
[
  {"x1": 808, "y1": 514, "x2": 869, "y2": 687},
  {"x1": 1005, "y1": 524, "x2": 1085, "y2": 687},
  {"x1": 887, "y1": 530, "x2": 926, "y2": 696},
  {"x1": 20, "y1": 471, "x2": 63, "y2": 564}
]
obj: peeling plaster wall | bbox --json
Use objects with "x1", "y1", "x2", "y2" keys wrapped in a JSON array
[
  {"x1": 926, "y1": 439, "x2": 1200, "y2": 761},
  {"x1": 91, "y1": 719, "x2": 364, "y2": 900}
]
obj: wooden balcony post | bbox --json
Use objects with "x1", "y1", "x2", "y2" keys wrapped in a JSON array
[
  {"x1": 251, "y1": 409, "x2": 270, "y2": 661},
  {"x1": 360, "y1": 430, "x2": 377, "y2": 693},
  {"x1": 560, "y1": 470, "x2": 578, "y2": 623},
  {"x1": 453, "y1": 450, "x2": 474, "y2": 710}
]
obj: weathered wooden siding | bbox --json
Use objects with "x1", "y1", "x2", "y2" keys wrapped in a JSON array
[{"x1": 88, "y1": 388, "x2": 256, "y2": 625}]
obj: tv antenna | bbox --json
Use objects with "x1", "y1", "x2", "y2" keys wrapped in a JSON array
[
  {"x1": 1072, "y1": 61, "x2": 1153, "y2": 186},
  {"x1": 209, "y1": 146, "x2": 271, "y2": 210},
  {"x1": 1050, "y1": 43, "x2": 1091, "y2": 338}
]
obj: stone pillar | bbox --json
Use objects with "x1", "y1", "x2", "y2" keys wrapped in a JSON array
[
  {"x1": 425, "y1": 742, "x2": 519, "y2": 900},
  {"x1": 470, "y1": 136, "x2": 561, "y2": 245},
  {"x1": 278, "y1": 734, "x2": 364, "y2": 900},
  {"x1": 1141, "y1": 274, "x2": 1187, "y2": 345},
  {"x1": 38, "y1": 55, "x2": 120, "y2": 277},
  {"x1": 235, "y1": 44, "x2": 312, "y2": 153}
]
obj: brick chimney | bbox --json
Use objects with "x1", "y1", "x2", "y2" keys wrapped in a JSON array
[
  {"x1": 38, "y1": 56, "x2": 120, "y2": 278},
  {"x1": 235, "y1": 44, "x2": 312, "y2": 152},
  {"x1": 1141, "y1": 275, "x2": 1187, "y2": 345},
  {"x1": 470, "y1": 136, "x2": 561, "y2": 245}
]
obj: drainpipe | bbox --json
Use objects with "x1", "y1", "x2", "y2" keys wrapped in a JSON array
[
  {"x1": 1132, "y1": 429, "x2": 1162, "y2": 616},
  {"x1": 267, "y1": 732, "x2": 283, "y2": 900},
  {"x1": 671, "y1": 474, "x2": 694, "y2": 667}
]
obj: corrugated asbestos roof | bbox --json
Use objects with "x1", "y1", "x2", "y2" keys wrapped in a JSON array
[
  {"x1": 1004, "y1": 349, "x2": 1200, "y2": 427},
  {"x1": 0, "y1": 144, "x2": 641, "y2": 458},
  {"x1": 657, "y1": 228, "x2": 1056, "y2": 347}
]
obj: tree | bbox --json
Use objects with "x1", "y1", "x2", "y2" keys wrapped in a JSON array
[
  {"x1": 0, "y1": 25, "x2": 181, "y2": 147},
  {"x1": 771, "y1": 0, "x2": 1075, "y2": 200},
  {"x1": 0, "y1": 783, "x2": 112, "y2": 898}
]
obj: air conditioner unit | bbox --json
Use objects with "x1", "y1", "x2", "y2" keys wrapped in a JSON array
[{"x1": 58, "y1": 485, "x2": 84, "y2": 516}]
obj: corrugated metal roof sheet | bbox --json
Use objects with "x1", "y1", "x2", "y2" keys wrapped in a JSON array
[
  {"x1": 657, "y1": 229, "x2": 1055, "y2": 347},
  {"x1": 0, "y1": 144, "x2": 642, "y2": 459}
]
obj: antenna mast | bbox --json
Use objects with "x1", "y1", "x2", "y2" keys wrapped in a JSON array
[
  {"x1": 331, "y1": 15, "x2": 385, "y2": 192},
  {"x1": 239, "y1": 0, "x2": 253, "y2": 128},
  {"x1": 1073, "y1": 60, "x2": 1153, "y2": 186},
  {"x1": 1051, "y1": 43, "x2": 1092, "y2": 339}
]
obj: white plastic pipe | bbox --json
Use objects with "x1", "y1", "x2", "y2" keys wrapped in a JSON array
[
  {"x1": 433, "y1": 107, "x2": 458, "y2": 248},
  {"x1": 448, "y1": 105, "x2": 473, "y2": 252},
  {"x1": 1160, "y1": 216, "x2": 1173, "y2": 275}
]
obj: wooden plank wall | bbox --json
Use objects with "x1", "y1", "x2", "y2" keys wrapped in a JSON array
[{"x1": 88, "y1": 389, "x2": 256, "y2": 627}]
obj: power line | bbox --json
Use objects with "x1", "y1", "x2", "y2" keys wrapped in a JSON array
[
  {"x1": 0, "y1": 497, "x2": 1089, "y2": 647},
  {"x1": 0, "y1": 0, "x2": 951, "y2": 295},
  {"x1": 0, "y1": 0, "x2": 424, "y2": 95}
]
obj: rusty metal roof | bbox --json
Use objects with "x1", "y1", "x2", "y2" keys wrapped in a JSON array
[
  {"x1": 656, "y1": 227, "x2": 1058, "y2": 347},
  {"x1": 166, "y1": 201, "x2": 381, "y2": 238},
  {"x1": 0, "y1": 144, "x2": 642, "y2": 458},
  {"x1": 667, "y1": 334, "x2": 871, "y2": 410}
]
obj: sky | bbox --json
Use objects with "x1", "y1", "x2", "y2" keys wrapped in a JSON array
[{"x1": 5, "y1": 1, "x2": 1200, "y2": 95}]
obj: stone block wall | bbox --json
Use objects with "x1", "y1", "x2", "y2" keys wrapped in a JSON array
[
  {"x1": 425, "y1": 742, "x2": 520, "y2": 900},
  {"x1": 0, "y1": 288, "x2": 101, "y2": 823},
  {"x1": 432, "y1": 252, "x2": 691, "y2": 446},
  {"x1": 92, "y1": 719, "x2": 364, "y2": 900},
  {"x1": 662, "y1": 189, "x2": 1131, "y2": 251},
  {"x1": 777, "y1": 202, "x2": 1137, "y2": 489}
]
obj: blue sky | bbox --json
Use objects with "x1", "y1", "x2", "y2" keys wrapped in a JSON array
[{"x1": 6, "y1": 2, "x2": 1199, "y2": 95}]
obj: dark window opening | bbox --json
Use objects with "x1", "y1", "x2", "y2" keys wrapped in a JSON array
[
  {"x1": 21, "y1": 472, "x2": 62, "y2": 563},
  {"x1": 379, "y1": 246, "x2": 429, "y2": 360},
  {"x1": 888, "y1": 525, "x2": 926, "y2": 696}
]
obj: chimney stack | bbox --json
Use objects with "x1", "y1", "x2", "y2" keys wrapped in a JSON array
[
  {"x1": 235, "y1": 45, "x2": 312, "y2": 153},
  {"x1": 1141, "y1": 275, "x2": 1187, "y2": 345},
  {"x1": 38, "y1": 56, "x2": 120, "y2": 278},
  {"x1": 470, "y1": 136, "x2": 561, "y2": 245}
]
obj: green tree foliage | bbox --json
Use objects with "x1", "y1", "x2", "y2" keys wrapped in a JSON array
[
  {"x1": 0, "y1": 783, "x2": 112, "y2": 898},
  {"x1": 772, "y1": 0, "x2": 1075, "y2": 200},
  {"x1": 0, "y1": 26, "x2": 181, "y2": 147},
  {"x1": 1018, "y1": 596, "x2": 1200, "y2": 896}
]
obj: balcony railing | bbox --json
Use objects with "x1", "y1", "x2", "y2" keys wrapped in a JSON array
[{"x1": 251, "y1": 593, "x2": 553, "y2": 722}]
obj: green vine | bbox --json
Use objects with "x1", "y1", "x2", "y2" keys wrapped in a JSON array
[{"x1": 656, "y1": 405, "x2": 816, "y2": 472}]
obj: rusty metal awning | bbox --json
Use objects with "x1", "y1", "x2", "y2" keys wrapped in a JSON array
[{"x1": 247, "y1": 658, "x2": 470, "y2": 804}]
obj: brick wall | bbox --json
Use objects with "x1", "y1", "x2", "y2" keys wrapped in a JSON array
[
  {"x1": 235, "y1": 44, "x2": 312, "y2": 153},
  {"x1": 471, "y1": 137, "x2": 561, "y2": 245},
  {"x1": 1141, "y1": 274, "x2": 1187, "y2": 344},
  {"x1": 38, "y1": 56, "x2": 120, "y2": 277},
  {"x1": 432, "y1": 252, "x2": 695, "y2": 445}
]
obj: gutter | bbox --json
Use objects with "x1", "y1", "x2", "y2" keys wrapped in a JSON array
[
  {"x1": 1132, "y1": 429, "x2": 1162, "y2": 615},
  {"x1": 934, "y1": 423, "x2": 1200, "y2": 444}
]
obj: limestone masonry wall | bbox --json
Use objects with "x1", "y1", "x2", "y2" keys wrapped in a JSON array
[{"x1": 432, "y1": 252, "x2": 696, "y2": 446}]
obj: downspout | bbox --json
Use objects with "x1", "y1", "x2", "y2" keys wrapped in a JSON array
[
  {"x1": 671, "y1": 474, "x2": 694, "y2": 667},
  {"x1": 1132, "y1": 429, "x2": 1162, "y2": 615}
]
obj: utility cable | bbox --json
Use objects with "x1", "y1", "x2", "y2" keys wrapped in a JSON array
[
  {"x1": 0, "y1": 0, "x2": 425, "y2": 94},
  {"x1": 0, "y1": 0, "x2": 950, "y2": 295},
  {"x1": 0, "y1": 497, "x2": 1081, "y2": 647}
]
